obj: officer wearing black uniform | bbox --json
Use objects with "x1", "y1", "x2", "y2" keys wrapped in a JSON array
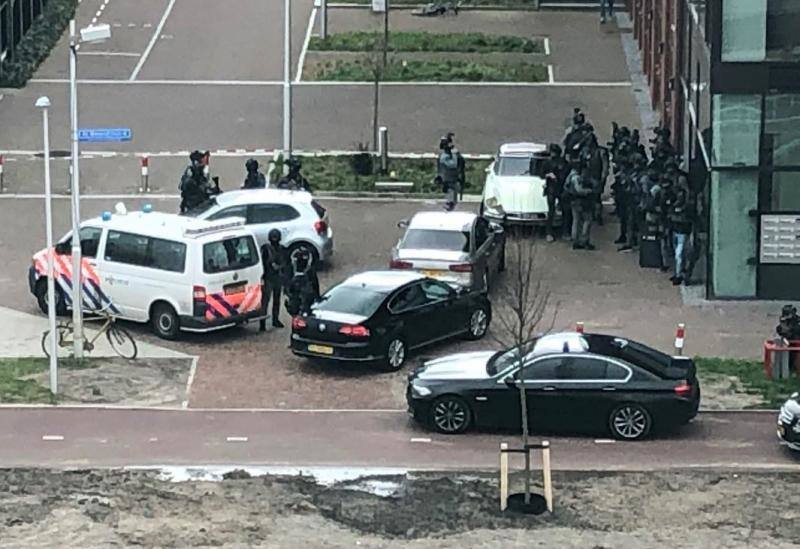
[
  {"x1": 242, "y1": 158, "x2": 267, "y2": 189},
  {"x1": 260, "y1": 229, "x2": 289, "y2": 331},
  {"x1": 179, "y1": 151, "x2": 213, "y2": 213},
  {"x1": 543, "y1": 143, "x2": 568, "y2": 242},
  {"x1": 276, "y1": 157, "x2": 312, "y2": 192},
  {"x1": 284, "y1": 247, "x2": 321, "y2": 317}
]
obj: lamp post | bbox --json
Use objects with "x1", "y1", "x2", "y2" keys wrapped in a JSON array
[
  {"x1": 283, "y1": 0, "x2": 293, "y2": 156},
  {"x1": 36, "y1": 95, "x2": 58, "y2": 394},
  {"x1": 68, "y1": 20, "x2": 111, "y2": 358}
]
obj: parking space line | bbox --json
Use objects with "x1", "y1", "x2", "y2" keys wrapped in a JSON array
[
  {"x1": 226, "y1": 436, "x2": 249, "y2": 443},
  {"x1": 42, "y1": 435, "x2": 64, "y2": 441},
  {"x1": 547, "y1": 64, "x2": 554, "y2": 84},
  {"x1": 295, "y1": 7, "x2": 318, "y2": 82},
  {"x1": 544, "y1": 37, "x2": 551, "y2": 56},
  {"x1": 130, "y1": 0, "x2": 177, "y2": 80},
  {"x1": 78, "y1": 51, "x2": 141, "y2": 57}
]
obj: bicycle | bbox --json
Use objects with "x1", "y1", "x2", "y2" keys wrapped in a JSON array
[{"x1": 41, "y1": 304, "x2": 138, "y2": 360}]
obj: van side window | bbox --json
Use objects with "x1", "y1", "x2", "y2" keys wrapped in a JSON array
[
  {"x1": 203, "y1": 235, "x2": 258, "y2": 273},
  {"x1": 105, "y1": 231, "x2": 149, "y2": 266},
  {"x1": 149, "y1": 238, "x2": 187, "y2": 273},
  {"x1": 104, "y1": 231, "x2": 186, "y2": 272}
]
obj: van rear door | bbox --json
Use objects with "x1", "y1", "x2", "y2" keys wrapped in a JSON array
[{"x1": 199, "y1": 233, "x2": 262, "y2": 322}]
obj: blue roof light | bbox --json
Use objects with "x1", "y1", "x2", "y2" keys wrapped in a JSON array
[
  {"x1": 101, "y1": 211, "x2": 112, "y2": 221},
  {"x1": 142, "y1": 203, "x2": 153, "y2": 213}
]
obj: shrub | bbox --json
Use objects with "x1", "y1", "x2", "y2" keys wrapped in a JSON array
[{"x1": 0, "y1": 0, "x2": 79, "y2": 88}]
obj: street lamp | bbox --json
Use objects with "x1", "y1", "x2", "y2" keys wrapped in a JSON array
[
  {"x1": 36, "y1": 95, "x2": 58, "y2": 394},
  {"x1": 68, "y1": 20, "x2": 111, "y2": 358},
  {"x1": 283, "y1": 0, "x2": 292, "y2": 156}
]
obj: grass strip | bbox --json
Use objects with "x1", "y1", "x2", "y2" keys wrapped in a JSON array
[
  {"x1": 310, "y1": 58, "x2": 548, "y2": 82},
  {"x1": 310, "y1": 31, "x2": 543, "y2": 53},
  {"x1": 0, "y1": 357, "x2": 95, "y2": 404},
  {"x1": 695, "y1": 357, "x2": 800, "y2": 409}
]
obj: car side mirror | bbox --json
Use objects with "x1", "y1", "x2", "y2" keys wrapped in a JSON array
[
  {"x1": 55, "y1": 242, "x2": 70, "y2": 255},
  {"x1": 397, "y1": 220, "x2": 408, "y2": 229},
  {"x1": 489, "y1": 223, "x2": 504, "y2": 234},
  {"x1": 504, "y1": 375, "x2": 518, "y2": 388}
]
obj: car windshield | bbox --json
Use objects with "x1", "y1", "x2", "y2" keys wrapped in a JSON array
[
  {"x1": 314, "y1": 285, "x2": 386, "y2": 317},
  {"x1": 486, "y1": 340, "x2": 538, "y2": 376},
  {"x1": 401, "y1": 229, "x2": 470, "y2": 252},
  {"x1": 495, "y1": 155, "x2": 546, "y2": 177}
]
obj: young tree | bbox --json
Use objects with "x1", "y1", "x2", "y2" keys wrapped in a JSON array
[{"x1": 489, "y1": 238, "x2": 557, "y2": 504}]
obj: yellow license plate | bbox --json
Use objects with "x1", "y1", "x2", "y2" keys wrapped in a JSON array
[
  {"x1": 422, "y1": 269, "x2": 443, "y2": 278},
  {"x1": 308, "y1": 344, "x2": 334, "y2": 355}
]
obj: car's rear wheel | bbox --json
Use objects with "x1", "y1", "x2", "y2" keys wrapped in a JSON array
[
  {"x1": 151, "y1": 303, "x2": 180, "y2": 340},
  {"x1": 379, "y1": 337, "x2": 406, "y2": 372},
  {"x1": 463, "y1": 306, "x2": 490, "y2": 341},
  {"x1": 431, "y1": 395, "x2": 472, "y2": 434},
  {"x1": 608, "y1": 403, "x2": 652, "y2": 440}
]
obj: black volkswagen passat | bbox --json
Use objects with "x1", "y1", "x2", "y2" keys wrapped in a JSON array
[
  {"x1": 290, "y1": 271, "x2": 491, "y2": 371},
  {"x1": 407, "y1": 332, "x2": 701, "y2": 440}
]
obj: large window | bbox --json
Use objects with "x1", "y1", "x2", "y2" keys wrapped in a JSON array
[
  {"x1": 766, "y1": 0, "x2": 800, "y2": 61},
  {"x1": 765, "y1": 94, "x2": 800, "y2": 167},
  {"x1": 203, "y1": 235, "x2": 258, "y2": 274},
  {"x1": 712, "y1": 95, "x2": 761, "y2": 167},
  {"x1": 721, "y1": 0, "x2": 767, "y2": 62},
  {"x1": 104, "y1": 231, "x2": 187, "y2": 273},
  {"x1": 770, "y1": 172, "x2": 800, "y2": 212}
]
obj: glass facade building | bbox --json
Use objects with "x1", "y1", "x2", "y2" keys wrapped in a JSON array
[{"x1": 634, "y1": 0, "x2": 800, "y2": 299}]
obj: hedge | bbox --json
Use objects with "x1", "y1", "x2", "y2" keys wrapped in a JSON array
[{"x1": 0, "y1": 0, "x2": 79, "y2": 88}]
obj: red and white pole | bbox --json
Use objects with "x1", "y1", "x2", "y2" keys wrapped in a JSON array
[
  {"x1": 576, "y1": 321, "x2": 585, "y2": 334},
  {"x1": 0, "y1": 154, "x2": 5, "y2": 193},
  {"x1": 139, "y1": 156, "x2": 149, "y2": 193},
  {"x1": 674, "y1": 323, "x2": 686, "y2": 355}
]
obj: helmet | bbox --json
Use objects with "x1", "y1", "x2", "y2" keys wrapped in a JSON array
[
  {"x1": 189, "y1": 150, "x2": 204, "y2": 167},
  {"x1": 781, "y1": 304, "x2": 798, "y2": 319},
  {"x1": 245, "y1": 158, "x2": 259, "y2": 172},
  {"x1": 268, "y1": 229, "x2": 282, "y2": 243},
  {"x1": 291, "y1": 247, "x2": 311, "y2": 272},
  {"x1": 286, "y1": 156, "x2": 302, "y2": 171},
  {"x1": 549, "y1": 143, "x2": 562, "y2": 157}
]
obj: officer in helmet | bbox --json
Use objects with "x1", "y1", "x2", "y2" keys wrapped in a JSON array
[
  {"x1": 277, "y1": 156, "x2": 311, "y2": 192},
  {"x1": 285, "y1": 247, "x2": 320, "y2": 317},
  {"x1": 242, "y1": 158, "x2": 267, "y2": 189},
  {"x1": 179, "y1": 150, "x2": 211, "y2": 213},
  {"x1": 260, "y1": 229, "x2": 289, "y2": 331}
]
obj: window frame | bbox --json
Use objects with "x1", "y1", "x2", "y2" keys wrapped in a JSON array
[
  {"x1": 103, "y1": 230, "x2": 187, "y2": 273},
  {"x1": 207, "y1": 205, "x2": 248, "y2": 222},
  {"x1": 500, "y1": 353, "x2": 633, "y2": 384},
  {"x1": 246, "y1": 203, "x2": 300, "y2": 225},
  {"x1": 387, "y1": 282, "x2": 432, "y2": 314},
  {"x1": 202, "y1": 235, "x2": 259, "y2": 274}
]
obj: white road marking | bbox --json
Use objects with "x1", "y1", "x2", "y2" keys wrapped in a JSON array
[
  {"x1": 143, "y1": 23, "x2": 153, "y2": 28},
  {"x1": 410, "y1": 437, "x2": 431, "y2": 443},
  {"x1": 127, "y1": 23, "x2": 136, "y2": 28},
  {"x1": 181, "y1": 356, "x2": 198, "y2": 410},
  {"x1": 112, "y1": 23, "x2": 122, "y2": 27},
  {"x1": 547, "y1": 64, "x2": 554, "y2": 84},
  {"x1": 594, "y1": 439, "x2": 616, "y2": 444},
  {"x1": 42, "y1": 435, "x2": 64, "y2": 441},
  {"x1": 295, "y1": 7, "x2": 318, "y2": 82},
  {"x1": 226, "y1": 436, "x2": 249, "y2": 443},
  {"x1": 149, "y1": 437, "x2": 159, "y2": 442},
  {"x1": 95, "y1": 10, "x2": 102, "y2": 17},
  {"x1": 130, "y1": 0, "x2": 177, "y2": 80},
  {"x1": 78, "y1": 51, "x2": 141, "y2": 57},
  {"x1": 26, "y1": 78, "x2": 631, "y2": 87},
  {"x1": 544, "y1": 37, "x2": 551, "y2": 56}
]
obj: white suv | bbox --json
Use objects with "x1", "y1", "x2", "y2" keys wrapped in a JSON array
[{"x1": 189, "y1": 189, "x2": 333, "y2": 265}]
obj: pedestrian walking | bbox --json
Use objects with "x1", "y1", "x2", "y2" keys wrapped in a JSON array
[{"x1": 437, "y1": 135, "x2": 464, "y2": 211}]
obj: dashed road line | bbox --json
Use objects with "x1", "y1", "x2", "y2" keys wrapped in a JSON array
[
  {"x1": 410, "y1": 437, "x2": 431, "y2": 443},
  {"x1": 226, "y1": 436, "x2": 249, "y2": 443},
  {"x1": 296, "y1": 7, "x2": 318, "y2": 82},
  {"x1": 78, "y1": 51, "x2": 141, "y2": 57},
  {"x1": 594, "y1": 439, "x2": 616, "y2": 444},
  {"x1": 149, "y1": 437, "x2": 159, "y2": 442},
  {"x1": 130, "y1": 0, "x2": 177, "y2": 80},
  {"x1": 42, "y1": 435, "x2": 65, "y2": 441},
  {"x1": 544, "y1": 37, "x2": 551, "y2": 56}
]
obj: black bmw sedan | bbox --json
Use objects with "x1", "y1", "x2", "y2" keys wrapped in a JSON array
[
  {"x1": 290, "y1": 271, "x2": 491, "y2": 371},
  {"x1": 407, "y1": 332, "x2": 701, "y2": 440}
]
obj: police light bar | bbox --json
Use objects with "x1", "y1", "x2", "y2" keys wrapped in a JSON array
[{"x1": 183, "y1": 217, "x2": 246, "y2": 237}]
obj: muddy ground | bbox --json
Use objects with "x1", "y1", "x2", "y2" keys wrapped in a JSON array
[{"x1": 0, "y1": 469, "x2": 798, "y2": 548}]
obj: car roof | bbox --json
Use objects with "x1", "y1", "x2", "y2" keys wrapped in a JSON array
[
  {"x1": 342, "y1": 270, "x2": 425, "y2": 292},
  {"x1": 499, "y1": 142, "x2": 548, "y2": 156},
  {"x1": 408, "y1": 211, "x2": 476, "y2": 232},
  {"x1": 213, "y1": 188, "x2": 313, "y2": 208},
  {"x1": 84, "y1": 209, "x2": 250, "y2": 243},
  {"x1": 530, "y1": 332, "x2": 590, "y2": 356}
]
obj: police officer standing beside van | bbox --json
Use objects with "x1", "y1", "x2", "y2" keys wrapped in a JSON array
[{"x1": 260, "y1": 229, "x2": 289, "y2": 331}]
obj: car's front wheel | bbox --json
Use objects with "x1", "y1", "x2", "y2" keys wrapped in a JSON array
[
  {"x1": 430, "y1": 395, "x2": 472, "y2": 434},
  {"x1": 608, "y1": 403, "x2": 652, "y2": 440},
  {"x1": 379, "y1": 337, "x2": 407, "y2": 372},
  {"x1": 35, "y1": 279, "x2": 67, "y2": 316}
]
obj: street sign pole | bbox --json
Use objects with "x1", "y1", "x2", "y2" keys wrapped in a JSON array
[
  {"x1": 283, "y1": 0, "x2": 292, "y2": 157},
  {"x1": 69, "y1": 19, "x2": 84, "y2": 359}
]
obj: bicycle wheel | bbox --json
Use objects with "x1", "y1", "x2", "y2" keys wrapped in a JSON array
[
  {"x1": 41, "y1": 327, "x2": 71, "y2": 359},
  {"x1": 106, "y1": 325, "x2": 138, "y2": 360}
]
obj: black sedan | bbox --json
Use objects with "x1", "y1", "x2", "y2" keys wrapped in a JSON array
[
  {"x1": 407, "y1": 332, "x2": 701, "y2": 440},
  {"x1": 291, "y1": 271, "x2": 492, "y2": 371}
]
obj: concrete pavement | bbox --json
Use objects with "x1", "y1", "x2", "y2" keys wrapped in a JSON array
[{"x1": 0, "y1": 407, "x2": 795, "y2": 471}]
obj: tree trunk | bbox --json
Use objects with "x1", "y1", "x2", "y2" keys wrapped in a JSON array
[{"x1": 519, "y1": 381, "x2": 531, "y2": 504}]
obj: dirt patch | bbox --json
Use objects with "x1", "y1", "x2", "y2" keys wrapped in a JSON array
[
  {"x1": 698, "y1": 372, "x2": 767, "y2": 410},
  {"x1": 21, "y1": 358, "x2": 193, "y2": 407},
  {"x1": 0, "y1": 469, "x2": 798, "y2": 548}
]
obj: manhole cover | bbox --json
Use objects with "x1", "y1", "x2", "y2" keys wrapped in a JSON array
[{"x1": 34, "y1": 150, "x2": 71, "y2": 158}]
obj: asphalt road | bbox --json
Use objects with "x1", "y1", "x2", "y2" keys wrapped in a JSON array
[{"x1": 0, "y1": 408, "x2": 796, "y2": 471}]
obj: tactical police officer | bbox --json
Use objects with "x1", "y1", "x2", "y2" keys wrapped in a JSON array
[
  {"x1": 277, "y1": 157, "x2": 312, "y2": 192},
  {"x1": 260, "y1": 229, "x2": 289, "y2": 331},
  {"x1": 242, "y1": 158, "x2": 267, "y2": 189}
]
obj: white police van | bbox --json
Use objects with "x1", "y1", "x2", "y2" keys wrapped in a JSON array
[{"x1": 29, "y1": 204, "x2": 265, "y2": 340}]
